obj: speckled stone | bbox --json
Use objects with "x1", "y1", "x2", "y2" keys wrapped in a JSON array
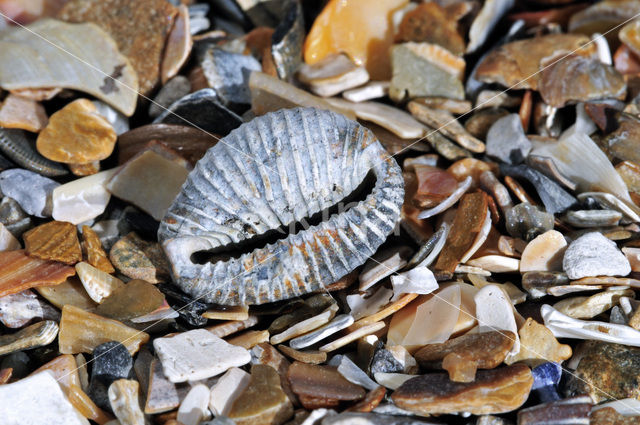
[
  {"x1": 88, "y1": 341, "x2": 133, "y2": 412},
  {"x1": 563, "y1": 232, "x2": 631, "y2": 280},
  {"x1": 0, "y1": 169, "x2": 59, "y2": 217},
  {"x1": 109, "y1": 232, "x2": 170, "y2": 283},
  {"x1": 201, "y1": 48, "x2": 262, "y2": 105}
]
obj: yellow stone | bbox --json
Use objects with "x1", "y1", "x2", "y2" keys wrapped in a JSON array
[
  {"x1": 36, "y1": 99, "x2": 117, "y2": 164},
  {"x1": 505, "y1": 318, "x2": 572, "y2": 366}
]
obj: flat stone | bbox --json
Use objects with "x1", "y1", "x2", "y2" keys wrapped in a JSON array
[
  {"x1": 467, "y1": 255, "x2": 520, "y2": 273},
  {"x1": 81, "y1": 225, "x2": 114, "y2": 273},
  {"x1": 565, "y1": 210, "x2": 622, "y2": 228},
  {"x1": 518, "y1": 397, "x2": 592, "y2": 425},
  {"x1": 0, "y1": 93, "x2": 48, "y2": 132},
  {"x1": 227, "y1": 330, "x2": 270, "y2": 349},
  {"x1": 108, "y1": 379, "x2": 144, "y2": 425},
  {"x1": 392, "y1": 364, "x2": 533, "y2": 415},
  {"x1": 298, "y1": 53, "x2": 369, "y2": 98},
  {"x1": 202, "y1": 305, "x2": 249, "y2": 321},
  {"x1": 109, "y1": 232, "x2": 170, "y2": 283},
  {"x1": 505, "y1": 203, "x2": 554, "y2": 242},
  {"x1": 287, "y1": 362, "x2": 365, "y2": 409},
  {"x1": 154, "y1": 328, "x2": 251, "y2": 383},
  {"x1": 52, "y1": 169, "x2": 116, "y2": 225},
  {"x1": 209, "y1": 367, "x2": 251, "y2": 416},
  {"x1": 59, "y1": 0, "x2": 178, "y2": 95},
  {"x1": 505, "y1": 318, "x2": 572, "y2": 367},
  {"x1": 474, "y1": 285, "x2": 520, "y2": 362},
  {"x1": 251, "y1": 342, "x2": 297, "y2": 406},
  {"x1": 96, "y1": 279, "x2": 165, "y2": 321},
  {"x1": 208, "y1": 316, "x2": 259, "y2": 338},
  {"x1": 229, "y1": 364, "x2": 294, "y2": 425},
  {"x1": 389, "y1": 42, "x2": 464, "y2": 102},
  {"x1": 58, "y1": 305, "x2": 149, "y2": 355},
  {"x1": 144, "y1": 358, "x2": 188, "y2": 414},
  {"x1": 342, "y1": 81, "x2": 389, "y2": 103},
  {"x1": 565, "y1": 341, "x2": 640, "y2": 402},
  {"x1": 415, "y1": 331, "x2": 515, "y2": 382},
  {"x1": 0, "y1": 320, "x2": 58, "y2": 356},
  {"x1": 35, "y1": 277, "x2": 97, "y2": 311},
  {"x1": 36, "y1": 99, "x2": 116, "y2": 164},
  {"x1": 178, "y1": 384, "x2": 211, "y2": 425},
  {"x1": 0, "y1": 169, "x2": 59, "y2": 217},
  {"x1": 554, "y1": 288, "x2": 634, "y2": 320},
  {"x1": 486, "y1": 114, "x2": 531, "y2": 164},
  {"x1": 75, "y1": 261, "x2": 124, "y2": 303},
  {"x1": 0, "y1": 250, "x2": 75, "y2": 297},
  {"x1": 278, "y1": 345, "x2": 327, "y2": 365},
  {"x1": 0, "y1": 289, "x2": 59, "y2": 328},
  {"x1": 563, "y1": 232, "x2": 631, "y2": 280},
  {"x1": 24, "y1": 221, "x2": 81, "y2": 265},
  {"x1": 0, "y1": 371, "x2": 89, "y2": 425},
  {"x1": 201, "y1": 47, "x2": 262, "y2": 105},
  {"x1": 520, "y1": 230, "x2": 567, "y2": 272},
  {"x1": 269, "y1": 295, "x2": 335, "y2": 335},
  {"x1": 106, "y1": 150, "x2": 189, "y2": 221},
  {"x1": 149, "y1": 76, "x2": 191, "y2": 118}
]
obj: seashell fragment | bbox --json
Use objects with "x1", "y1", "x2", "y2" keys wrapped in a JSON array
[
  {"x1": 0, "y1": 319, "x2": 58, "y2": 356},
  {"x1": 0, "y1": 94, "x2": 48, "y2": 132},
  {"x1": 0, "y1": 289, "x2": 59, "y2": 328},
  {"x1": 23, "y1": 221, "x2": 82, "y2": 265},
  {"x1": 108, "y1": 379, "x2": 145, "y2": 425},
  {"x1": 75, "y1": 262, "x2": 124, "y2": 304},
  {"x1": 158, "y1": 107, "x2": 404, "y2": 306},
  {"x1": 0, "y1": 128, "x2": 67, "y2": 177},
  {"x1": 161, "y1": 5, "x2": 192, "y2": 84},
  {"x1": 0, "y1": 250, "x2": 75, "y2": 297}
]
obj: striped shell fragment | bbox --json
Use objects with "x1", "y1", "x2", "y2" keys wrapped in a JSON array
[{"x1": 158, "y1": 107, "x2": 404, "y2": 306}]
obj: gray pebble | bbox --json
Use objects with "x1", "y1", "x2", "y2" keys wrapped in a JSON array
[
  {"x1": 505, "y1": 203, "x2": 554, "y2": 241},
  {"x1": 0, "y1": 197, "x2": 31, "y2": 237},
  {"x1": 486, "y1": 113, "x2": 531, "y2": 164},
  {"x1": 0, "y1": 169, "x2": 59, "y2": 218},
  {"x1": 563, "y1": 232, "x2": 631, "y2": 280},
  {"x1": 200, "y1": 48, "x2": 261, "y2": 105},
  {"x1": 565, "y1": 209, "x2": 622, "y2": 228},
  {"x1": 149, "y1": 76, "x2": 191, "y2": 118}
]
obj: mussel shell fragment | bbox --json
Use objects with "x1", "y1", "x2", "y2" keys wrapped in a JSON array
[{"x1": 158, "y1": 107, "x2": 404, "y2": 306}]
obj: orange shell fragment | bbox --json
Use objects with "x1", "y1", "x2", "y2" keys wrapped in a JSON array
[{"x1": 0, "y1": 250, "x2": 76, "y2": 297}]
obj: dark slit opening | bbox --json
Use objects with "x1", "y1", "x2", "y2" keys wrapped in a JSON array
[{"x1": 190, "y1": 170, "x2": 377, "y2": 264}]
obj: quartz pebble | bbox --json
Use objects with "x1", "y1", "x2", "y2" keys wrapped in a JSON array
[
  {"x1": 519, "y1": 230, "x2": 567, "y2": 272},
  {"x1": 178, "y1": 384, "x2": 212, "y2": 425},
  {"x1": 209, "y1": 367, "x2": 251, "y2": 416},
  {"x1": 108, "y1": 379, "x2": 145, "y2": 425},
  {"x1": 0, "y1": 169, "x2": 59, "y2": 217},
  {"x1": 52, "y1": 169, "x2": 116, "y2": 225},
  {"x1": 154, "y1": 329, "x2": 251, "y2": 383},
  {"x1": 563, "y1": 232, "x2": 631, "y2": 280}
]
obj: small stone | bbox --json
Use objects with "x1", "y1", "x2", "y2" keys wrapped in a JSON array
[
  {"x1": 36, "y1": 99, "x2": 116, "y2": 164},
  {"x1": 0, "y1": 320, "x2": 58, "y2": 356},
  {"x1": 88, "y1": 341, "x2": 133, "y2": 410},
  {"x1": 201, "y1": 47, "x2": 262, "y2": 105},
  {"x1": 106, "y1": 150, "x2": 189, "y2": 221},
  {"x1": 342, "y1": 81, "x2": 389, "y2": 103},
  {"x1": 108, "y1": 379, "x2": 144, "y2": 425},
  {"x1": 520, "y1": 230, "x2": 567, "y2": 273},
  {"x1": 389, "y1": 42, "x2": 464, "y2": 102},
  {"x1": 229, "y1": 364, "x2": 294, "y2": 425},
  {"x1": 208, "y1": 316, "x2": 259, "y2": 338},
  {"x1": 392, "y1": 364, "x2": 533, "y2": 415},
  {"x1": 0, "y1": 250, "x2": 76, "y2": 297},
  {"x1": 590, "y1": 407, "x2": 640, "y2": 425},
  {"x1": 81, "y1": 225, "x2": 114, "y2": 273},
  {"x1": 178, "y1": 384, "x2": 211, "y2": 425},
  {"x1": 149, "y1": 76, "x2": 191, "y2": 118},
  {"x1": 0, "y1": 94, "x2": 48, "y2": 132},
  {"x1": 554, "y1": 288, "x2": 634, "y2": 320},
  {"x1": 0, "y1": 169, "x2": 59, "y2": 217},
  {"x1": 0, "y1": 371, "x2": 89, "y2": 425},
  {"x1": 565, "y1": 210, "x2": 623, "y2": 228},
  {"x1": 370, "y1": 349, "x2": 404, "y2": 375},
  {"x1": 466, "y1": 255, "x2": 520, "y2": 273},
  {"x1": 52, "y1": 169, "x2": 116, "y2": 225},
  {"x1": 145, "y1": 358, "x2": 187, "y2": 414},
  {"x1": 346, "y1": 386, "x2": 387, "y2": 413},
  {"x1": 96, "y1": 279, "x2": 164, "y2": 321},
  {"x1": 486, "y1": 114, "x2": 531, "y2": 164},
  {"x1": 530, "y1": 362, "x2": 562, "y2": 403},
  {"x1": 161, "y1": 4, "x2": 192, "y2": 84},
  {"x1": 154, "y1": 329, "x2": 251, "y2": 383},
  {"x1": 58, "y1": 305, "x2": 149, "y2": 355},
  {"x1": 505, "y1": 318, "x2": 572, "y2": 366},
  {"x1": 24, "y1": 221, "x2": 82, "y2": 265},
  {"x1": 518, "y1": 396, "x2": 592, "y2": 425},
  {"x1": 474, "y1": 285, "x2": 520, "y2": 362},
  {"x1": 209, "y1": 367, "x2": 251, "y2": 416},
  {"x1": 0, "y1": 289, "x2": 59, "y2": 328},
  {"x1": 202, "y1": 305, "x2": 249, "y2": 321},
  {"x1": 75, "y1": 261, "x2": 124, "y2": 303},
  {"x1": 395, "y1": 2, "x2": 466, "y2": 55},
  {"x1": 287, "y1": 362, "x2": 365, "y2": 409},
  {"x1": 563, "y1": 232, "x2": 631, "y2": 280},
  {"x1": 109, "y1": 232, "x2": 170, "y2": 283},
  {"x1": 0, "y1": 197, "x2": 31, "y2": 238},
  {"x1": 415, "y1": 331, "x2": 515, "y2": 382},
  {"x1": 298, "y1": 53, "x2": 369, "y2": 98},
  {"x1": 35, "y1": 277, "x2": 97, "y2": 311},
  {"x1": 227, "y1": 330, "x2": 270, "y2": 350},
  {"x1": 505, "y1": 203, "x2": 554, "y2": 242}
]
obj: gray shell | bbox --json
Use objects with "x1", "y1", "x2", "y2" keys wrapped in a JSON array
[{"x1": 158, "y1": 107, "x2": 404, "y2": 306}]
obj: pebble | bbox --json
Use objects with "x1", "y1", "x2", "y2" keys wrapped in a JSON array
[
  {"x1": 0, "y1": 169, "x2": 59, "y2": 217},
  {"x1": 0, "y1": 250, "x2": 75, "y2": 297},
  {"x1": 109, "y1": 232, "x2": 171, "y2": 283},
  {"x1": 505, "y1": 203, "x2": 554, "y2": 242},
  {"x1": 88, "y1": 341, "x2": 133, "y2": 411},
  {"x1": 474, "y1": 285, "x2": 520, "y2": 362},
  {"x1": 23, "y1": 220, "x2": 82, "y2": 265},
  {"x1": 209, "y1": 367, "x2": 251, "y2": 416},
  {"x1": 0, "y1": 196, "x2": 31, "y2": 238},
  {"x1": 0, "y1": 93, "x2": 48, "y2": 132},
  {"x1": 287, "y1": 362, "x2": 365, "y2": 409},
  {"x1": 531, "y1": 362, "x2": 562, "y2": 403},
  {"x1": 298, "y1": 53, "x2": 370, "y2": 97},
  {"x1": 562, "y1": 232, "x2": 631, "y2": 280},
  {"x1": 35, "y1": 277, "x2": 97, "y2": 312},
  {"x1": 590, "y1": 407, "x2": 640, "y2": 425},
  {"x1": 177, "y1": 384, "x2": 212, "y2": 425},
  {"x1": 517, "y1": 396, "x2": 592, "y2": 425},
  {"x1": 108, "y1": 379, "x2": 145, "y2": 425},
  {"x1": 201, "y1": 47, "x2": 262, "y2": 105},
  {"x1": 333, "y1": 355, "x2": 379, "y2": 391},
  {"x1": 228, "y1": 364, "x2": 294, "y2": 425},
  {"x1": 396, "y1": 2, "x2": 466, "y2": 54},
  {"x1": 52, "y1": 169, "x2": 117, "y2": 225},
  {"x1": 554, "y1": 288, "x2": 634, "y2": 320},
  {"x1": 370, "y1": 349, "x2": 404, "y2": 375},
  {"x1": 82, "y1": 225, "x2": 115, "y2": 273},
  {"x1": 519, "y1": 230, "x2": 567, "y2": 272},
  {"x1": 342, "y1": 81, "x2": 389, "y2": 103},
  {"x1": 392, "y1": 364, "x2": 533, "y2": 415},
  {"x1": 36, "y1": 99, "x2": 117, "y2": 164},
  {"x1": 95, "y1": 279, "x2": 165, "y2": 322},
  {"x1": 149, "y1": 76, "x2": 191, "y2": 118},
  {"x1": 0, "y1": 289, "x2": 59, "y2": 328},
  {"x1": 505, "y1": 318, "x2": 572, "y2": 366},
  {"x1": 227, "y1": 330, "x2": 270, "y2": 349},
  {"x1": 144, "y1": 358, "x2": 187, "y2": 414},
  {"x1": 0, "y1": 320, "x2": 58, "y2": 356},
  {"x1": 0, "y1": 371, "x2": 89, "y2": 425},
  {"x1": 154, "y1": 329, "x2": 251, "y2": 383},
  {"x1": 565, "y1": 209, "x2": 622, "y2": 228}
]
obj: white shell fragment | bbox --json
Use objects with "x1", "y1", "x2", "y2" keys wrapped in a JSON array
[
  {"x1": 153, "y1": 329, "x2": 251, "y2": 383},
  {"x1": 297, "y1": 53, "x2": 370, "y2": 97},
  {"x1": 474, "y1": 285, "x2": 520, "y2": 361},
  {"x1": 519, "y1": 230, "x2": 567, "y2": 272},
  {"x1": 75, "y1": 262, "x2": 124, "y2": 303},
  {"x1": 158, "y1": 108, "x2": 404, "y2": 306},
  {"x1": 343, "y1": 81, "x2": 390, "y2": 103},
  {"x1": 0, "y1": 371, "x2": 89, "y2": 425},
  {"x1": 209, "y1": 367, "x2": 250, "y2": 416},
  {"x1": 390, "y1": 266, "x2": 439, "y2": 301},
  {"x1": 359, "y1": 247, "x2": 411, "y2": 291},
  {"x1": 289, "y1": 314, "x2": 354, "y2": 350},
  {"x1": 270, "y1": 304, "x2": 338, "y2": 345},
  {"x1": 52, "y1": 169, "x2": 117, "y2": 225},
  {"x1": 347, "y1": 286, "x2": 393, "y2": 321},
  {"x1": 0, "y1": 289, "x2": 59, "y2": 328},
  {"x1": 0, "y1": 19, "x2": 138, "y2": 116},
  {"x1": 562, "y1": 232, "x2": 631, "y2": 280},
  {"x1": 178, "y1": 384, "x2": 212, "y2": 425},
  {"x1": 466, "y1": 255, "x2": 520, "y2": 273}
]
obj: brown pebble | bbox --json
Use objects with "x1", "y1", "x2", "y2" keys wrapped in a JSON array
[
  {"x1": 82, "y1": 225, "x2": 115, "y2": 273},
  {"x1": 287, "y1": 362, "x2": 365, "y2": 409}
]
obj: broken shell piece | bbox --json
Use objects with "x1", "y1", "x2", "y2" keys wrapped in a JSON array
[
  {"x1": 0, "y1": 320, "x2": 58, "y2": 356},
  {"x1": 158, "y1": 107, "x2": 404, "y2": 306},
  {"x1": 390, "y1": 266, "x2": 438, "y2": 302},
  {"x1": 58, "y1": 305, "x2": 149, "y2": 355},
  {"x1": 177, "y1": 384, "x2": 211, "y2": 425},
  {"x1": 343, "y1": 82, "x2": 389, "y2": 103},
  {"x1": 347, "y1": 287, "x2": 393, "y2": 321},
  {"x1": 542, "y1": 304, "x2": 640, "y2": 346},
  {"x1": 289, "y1": 314, "x2": 354, "y2": 350},
  {"x1": 35, "y1": 277, "x2": 97, "y2": 311},
  {"x1": 108, "y1": 379, "x2": 144, "y2": 425},
  {"x1": 202, "y1": 305, "x2": 249, "y2": 321},
  {"x1": 270, "y1": 304, "x2": 339, "y2": 345},
  {"x1": 0, "y1": 19, "x2": 138, "y2": 115},
  {"x1": 359, "y1": 247, "x2": 411, "y2": 291},
  {"x1": 82, "y1": 226, "x2": 114, "y2": 274},
  {"x1": 0, "y1": 250, "x2": 76, "y2": 297},
  {"x1": 75, "y1": 262, "x2": 124, "y2": 303},
  {"x1": 519, "y1": 230, "x2": 567, "y2": 273},
  {"x1": 0, "y1": 289, "x2": 59, "y2": 328},
  {"x1": 24, "y1": 221, "x2": 82, "y2": 265},
  {"x1": 52, "y1": 169, "x2": 116, "y2": 225},
  {"x1": 577, "y1": 192, "x2": 640, "y2": 223},
  {"x1": 417, "y1": 176, "x2": 472, "y2": 220},
  {"x1": 474, "y1": 285, "x2": 520, "y2": 362},
  {"x1": 153, "y1": 329, "x2": 251, "y2": 383},
  {"x1": 161, "y1": 5, "x2": 192, "y2": 84},
  {"x1": 553, "y1": 288, "x2": 634, "y2": 320},
  {"x1": 0, "y1": 128, "x2": 67, "y2": 177},
  {"x1": 0, "y1": 94, "x2": 48, "y2": 132},
  {"x1": 0, "y1": 223, "x2": 20, "y2": 252},
  {"x1": 298, "y1": 53, "x2": 370, "y2": 97},
  {"x1": 319, "y1": 322, "x2": 386, "y2": 352},
  {"x1": 209, "y1": 367, "x2": 250, "y2": 417}
]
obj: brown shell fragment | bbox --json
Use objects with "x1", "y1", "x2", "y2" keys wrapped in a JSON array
[
  {"x1": 23, "y1": 221, "x2": 82, "y2": 265},
  {"x1": 0, "y1": 250, "x2": 76, "y2": 297},
  {"x1": 82, "y1": 225, "x2": 114, "y2": 273},
  {"x1": 434, "y1": 192, "x2": 489, "y2": 273},
  {"x1": 475, "y1": 34, "x2": 597, "y2": 90},
  {"x1": 539, "y1": 55, "x2": 627, "y2": 108}
]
